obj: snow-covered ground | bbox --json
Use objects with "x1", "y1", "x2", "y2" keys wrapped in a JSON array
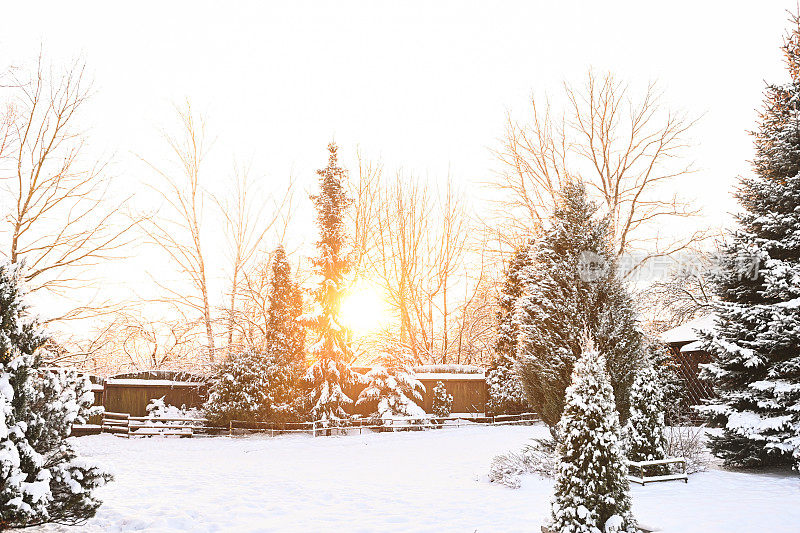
[{"x1": 36, "y1": 425, "x2": 800, "y2": 532}]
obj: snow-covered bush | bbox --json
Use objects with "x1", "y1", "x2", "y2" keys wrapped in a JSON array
[
  {"x1": 550, "y1": 342, "x2": 636, "y2": 533},
  {"x1": 205, "y1": 246, "x2": 306, "y2": 426},
  {"x1": 489, "y1": 438, "x2": 558, "y2": 488},
  {"x1": 0, "y1": 261, "x2": 111, "y2": 528},
  {"x1": 431, "y1": 381, "x2": 452, "y2": 418},
  {"x1": 486, "y1": 358, "x2": 528, "y2": 416},
  {"x1": 665, "y1": 426, "x2": 712, "y2": 474},
  {"x1": 624, "y1": 365, "x2": 667, "y2": 464},
  {"x1": 357, "y1": 346, "x2": 425, "y2": 419},
  {"x1": 205, "y1": 349, "x2": 277, "y2": 426},
  {"x1": 146, "y1": 396, "x2": 203, "y2": 420}
]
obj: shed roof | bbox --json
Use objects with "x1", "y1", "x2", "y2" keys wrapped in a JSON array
[{"x1": 659, "y1": 314, "x2": 716, "y2": 344}]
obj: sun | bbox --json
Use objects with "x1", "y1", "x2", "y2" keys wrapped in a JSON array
[{"x1": 339, "y1": 282, "x2": 390, "y2": 335}]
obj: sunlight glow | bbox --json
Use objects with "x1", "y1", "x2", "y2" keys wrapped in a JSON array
[{"x1": 340, "y1": 282, "x2": 390, "y2": 335}]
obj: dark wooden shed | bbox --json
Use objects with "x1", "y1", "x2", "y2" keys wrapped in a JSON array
[
  {"x1": 659, "y1": 314, "x2": 716, "y2": 407},
  {"x1": 102, "y1": 371, "x2": 209, "y2": 417}
]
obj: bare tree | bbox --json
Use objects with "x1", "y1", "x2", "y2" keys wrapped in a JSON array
[
  {"x1": 493, "y1": 70, "x2": 706, "y2": 273},
  {"x1": 638, "y1": 248, "x2": 716, "y2": 334},
  {"x1": 0, "y1": 56, "x2": 135, "y2": 319},
  {"x1": 214, "y1": 165, "x2": 294, "y2": 356},
  {"x1": 138, "y1": 102, "x2": 217, "y2": 363},
  {"x1": 370, "y1": 173, "x2": 468, "y2": 363},
  {"x1": 61, "y1": 308, "x2": 205, "y2": 375}
]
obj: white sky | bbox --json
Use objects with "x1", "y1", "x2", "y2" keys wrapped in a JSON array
[{"x1": 0, "y1": 0, "x2": 795, "y2": 328}]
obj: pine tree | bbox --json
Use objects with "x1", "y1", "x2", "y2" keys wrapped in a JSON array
[
  {"x1": 431, "y1": 381, "x2": 453, "y2": 418},
  {"x1": 550, "y1": 342, "x2": 636, "y2": 533},
  {"x1": 624, "y1": 365, "x2": 667, "y2": 464},
  {"x1": 205, "y1": 246, "x2": 306, "y2": 425},
  {"x1": 0, "y1": 262, "x2": 111, "y2": 528},
  {"x1": 357, "y1": 345, "x2": 425, "y2": 419},
  {"x1": 264, "y1": 246, "x2": 306, "y2": 419},
  {"x1": 302, "y1": 143, "x2": 362, "y2": 421},
  {"x1": 515, "y1": 181, "x2": 644, "y2": 430},
  {"x1": 487, "y1": 242, "x2": 531, "y2": 415},
  {"x1": 204, "y1": 349, "x2": 275, "y2": 426},
  {"x1": 698, "y1": 16, "x2": 800, "y2": 469}
]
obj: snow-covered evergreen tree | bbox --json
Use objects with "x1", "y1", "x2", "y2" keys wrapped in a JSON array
[
  {"x1": 698, "y1": 17, "x2": 800, "y2": 469},
  {"x1": 302, "y1": 143, "x2": 363, "y2": 421},
  {"x1": 516, "y1": 181, "x2": 644, "y2": 431},
  {"x1": 206, "y1": 246, "x2": 306, "y2": 425},
  {"x1": 357, "y1": 344, "x2": 425, "y2": 419},
  {"x1": 0, "y1": 262, "x2": 111, "y2": 528},
  {"x1": 431, "y1": 381, "x2": 453, "y2": 418},
  {"x1": 624, "y1": 365, "x2": 667, "y2": 464},
  {"x1": 205, "y1": 349, "x2": 276, "y2": 425},
  {"x1": 263, "y1": 246, "x2": 306, "y2": 419},
  {"x1": 487, "y1": 242, "x2": 531, "y2": 415},
  {"x1": 550, "y1": 341, "x2": 636, "y2": 533}
]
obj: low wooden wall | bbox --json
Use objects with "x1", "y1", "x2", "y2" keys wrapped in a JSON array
[
  {"x1": 348, "y1": 372, "x2": 487, "y2": 416},
  {"x1": 94, "y1": 370, "x2": 485, "y2": 418},
  {"x1": 102, "y1": 373, "x2": 208, "y2": 417}
]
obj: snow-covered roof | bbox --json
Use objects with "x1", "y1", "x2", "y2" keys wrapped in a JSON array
[
  {"x1": 105, "y1": 378, "x2": 206, "y2": 387},
  {"x1": 679, "y1": 340, "x2": 705, "y2": 353},
  {"x1": 415, "y1": 372, "x2": 485, "y2": 381},
  {"x1": 659, "y1": 314, "x2": 716, "y2": 344}
]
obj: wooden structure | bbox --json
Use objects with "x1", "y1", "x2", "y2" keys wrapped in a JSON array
[
  {"x1": 349, "y1": 366, "x2": 488, "y2": 416},
  {"x1": 659, "y1": 315, "x2": 716, "y2": 408},
  {"x1": 82, "y1": 366, "x2": 488, "y2": 425},
  {"x1": 102, "y1": 411, "x2": 205, "y2": 437},
  {"x1": 102, "y1": 371, "x2": 208, "y2": 417},
  {"x1": 627, "y1": 457, "x2": 688, "y2": 485}
]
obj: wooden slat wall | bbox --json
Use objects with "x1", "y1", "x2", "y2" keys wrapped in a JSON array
[{"x1": 102, "y1": 383, "x2": 208, "y2": 417}]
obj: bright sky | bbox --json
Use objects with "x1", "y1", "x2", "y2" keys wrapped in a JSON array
[{"x1": 0, "y1": 1, "x2": 795, "y2": 328}]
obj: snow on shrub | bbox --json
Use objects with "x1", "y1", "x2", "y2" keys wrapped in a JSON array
[
  {"x1": 549, "y1": 341, "x2": 636, "y2": 533},
  {"x1": 489, "y1": 438, "x2": 558, "y2": 488},
  {"x1": 431, "y1": 381, "x2": 453, "y2": 418},
  {"x1": 357, "y1": 346, "x2": 425, "y2": 420}
]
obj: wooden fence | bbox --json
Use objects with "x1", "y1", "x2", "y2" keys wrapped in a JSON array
[{"x1": 99, "y1": 411, "x2": 538, "y2": 438}]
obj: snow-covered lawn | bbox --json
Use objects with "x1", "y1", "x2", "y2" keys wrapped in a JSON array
[{"x1": 36, "y1": 425, "x2": 800, "y2": 532}]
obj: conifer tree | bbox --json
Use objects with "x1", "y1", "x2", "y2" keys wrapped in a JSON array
[
  {"x1": 302, "y1": 143, "x2": 362, "y2": 421},
  {"x1": 264, "y1": 246, "x2": 306, "y2": 419},
  {"x1": 550, "y1": 342, "x2": 636, "y2": 533},
  {"x1": 624, "y1": 365, "x2": 667, "y2": 464},
  {"x1": 431, "y1": 381, "x2": 453, "y2": 418},
  {"x1": 205, "y1": 246, "x2": 306, "y2": 424},
  {"x1": 357, "y1": 344, "x2": 425, "y2": 419},
  {"x1": 204, "y1": 349, "x2": 274, "y2": 425},
  {"x1": 487, "y1": 242, "x2": 531, "y2": 415},
  {"x1": 698, "y1": 16, "x2": 800, "y2": 469},
  {"x1": 0, "y1": 262, "x2": 110, "y2": 528},
  {"x1": 515, "y1": 181, "x2": 643, "y2": 431}
]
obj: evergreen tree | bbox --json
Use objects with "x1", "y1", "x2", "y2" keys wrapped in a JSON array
[
  {"x1": 624, "y1": 365, "x2": 667, "y2": 464},
  {"x1": 302, "y1": 143, "x2": 362, "y2": 421},
  {"x1": 204, "y1": 349, "x2": 275, "y2": 426},
  {"x1": 357, "y1": 345, "x2": 425, "y2": 419},
  {"x1": 264, "y1": 246, "x2": 306, "y2": 419},
  {"x1": 205, "y1": 246, "x2": 306, "y2": 424},
  {"x1": 431, "y1": 381, "x2": 453, "y2": 418},
  {"x1": 515, "y1": 181, "x2": 644, "y2": 430},
  {"x1": 550, "y1": 342, "x2": 636, "y2": 533},
  {"x1": 0, "y1": 262, "x2": 111, "y2": 528},
  {"x1": 487, "y1": 242, "x2": 531, "y2": 415},
  {"x1": 698, "y1": 17, "x2": 800, "y2": 469}
]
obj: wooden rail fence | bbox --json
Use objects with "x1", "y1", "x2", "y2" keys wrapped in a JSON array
[{"x1": 102, "y1": 412, "x2": 539, "y2": 438}]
